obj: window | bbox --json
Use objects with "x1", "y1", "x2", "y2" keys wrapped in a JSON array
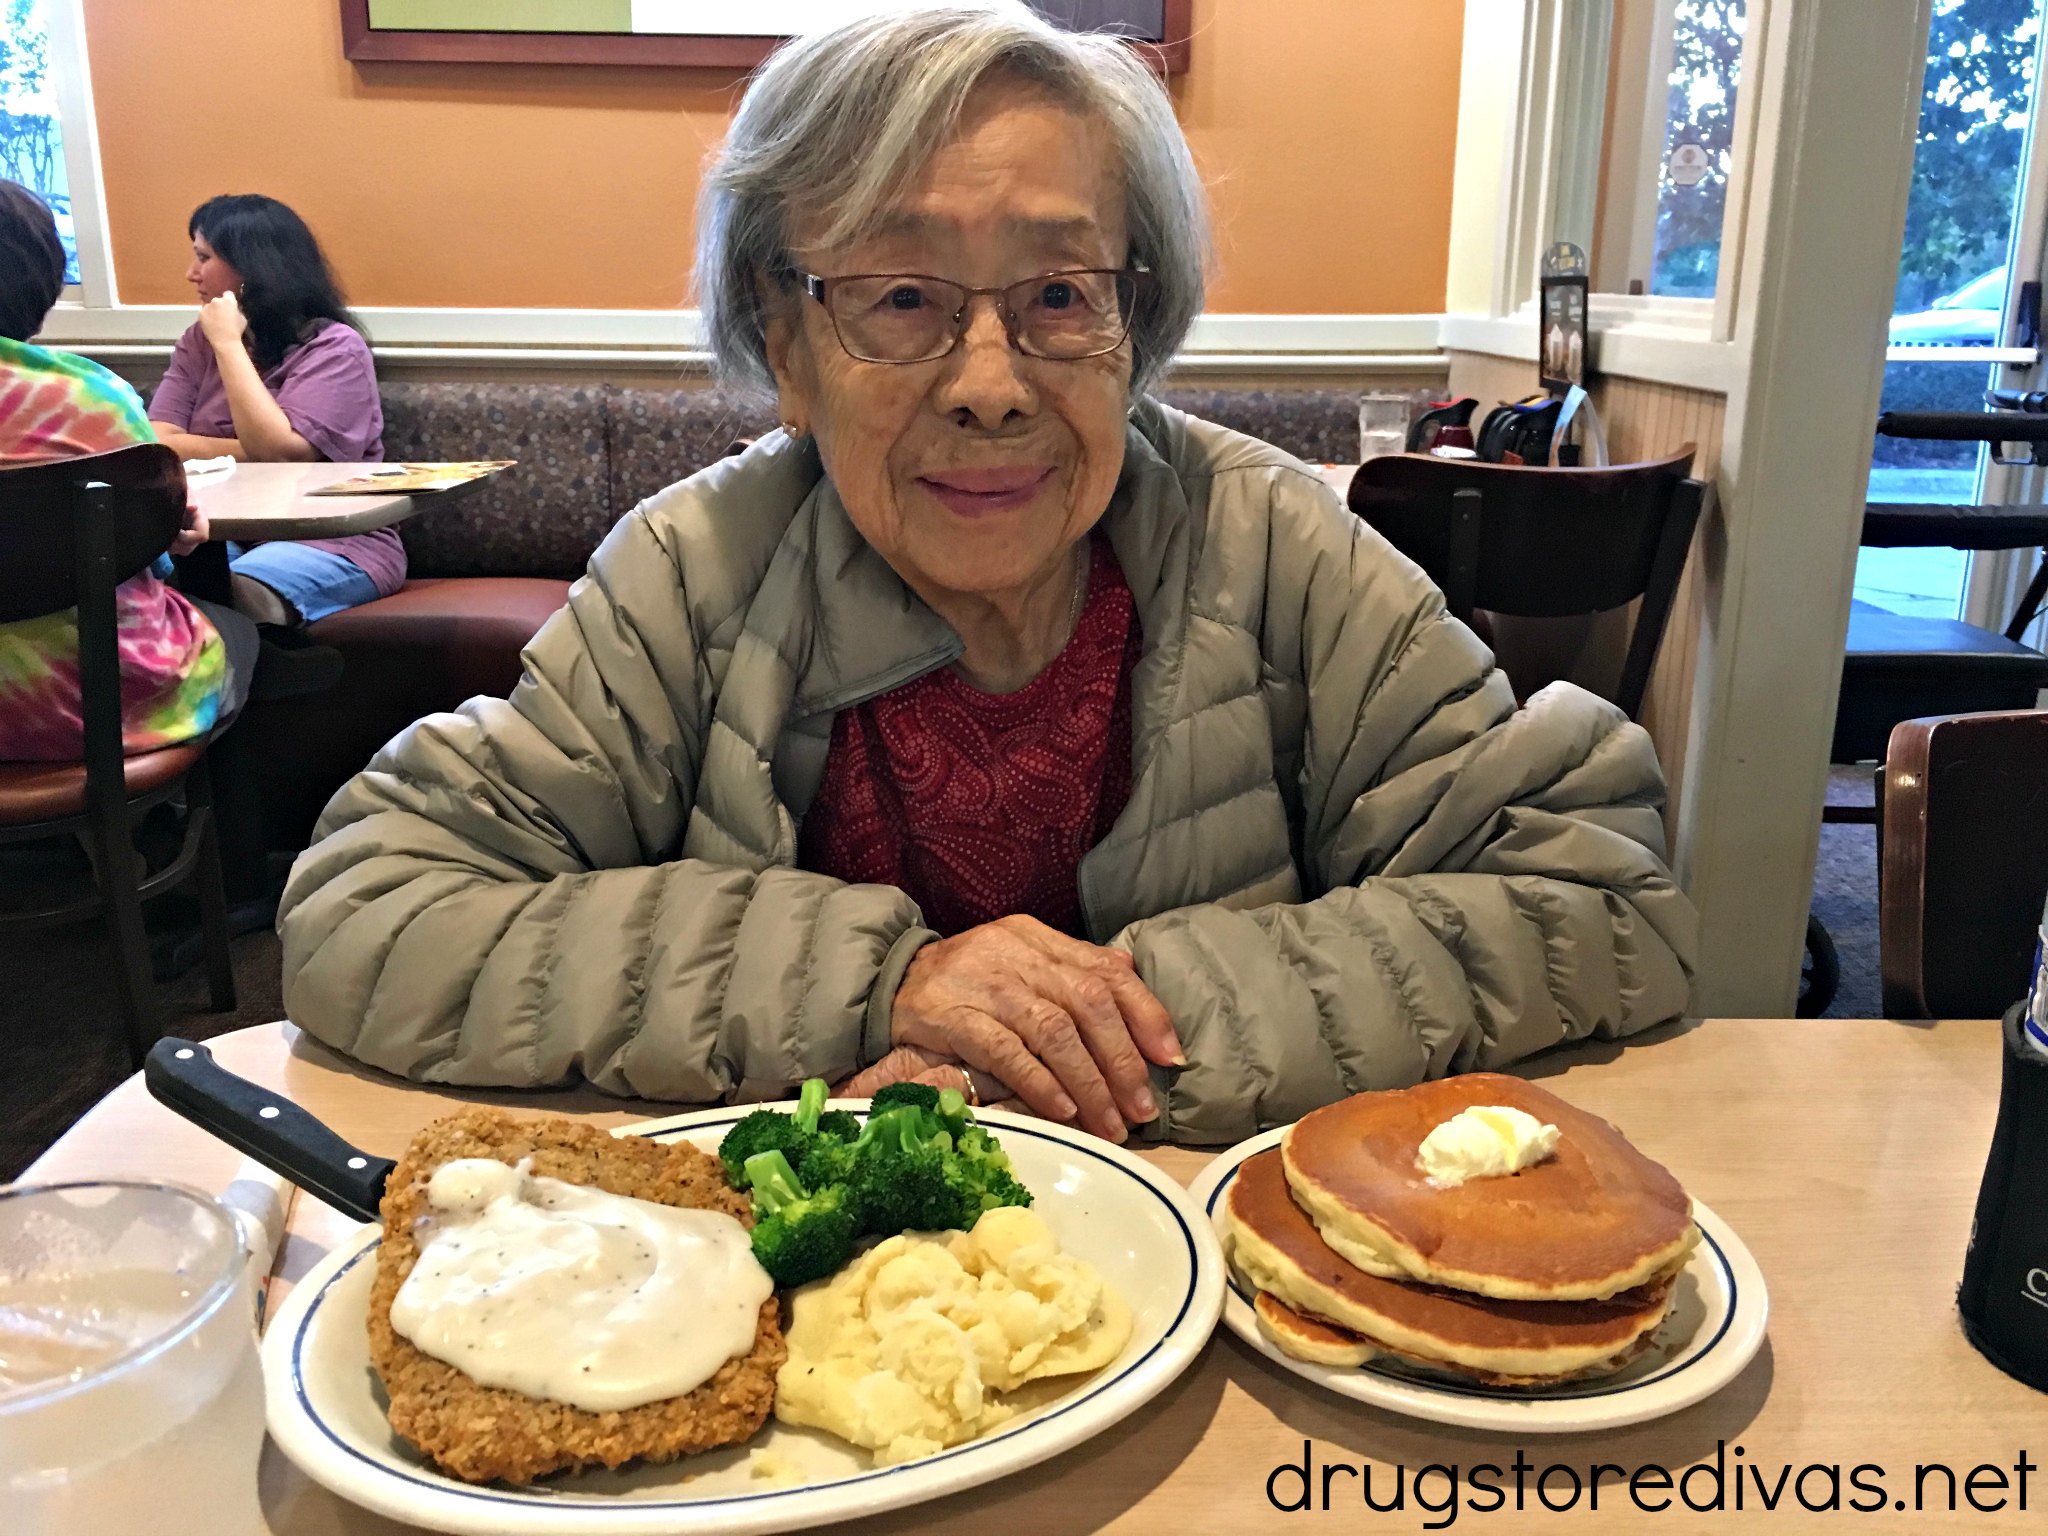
[
  {"x1": 1586, "y1": 0, "x2": 1751, "y2": 301},
  {"x1": 1648, "y1": 0, "x2": 1747, "y2": 296},
  {"x1": 2, "y1": 0, "x2": 108, "y2": 306},
  {"x1": 1856, "y1": 0, "x2": 2045, "y2": 622},
  {"x1": 0, "y1": 0, "x2": 76, "y2": 284}
]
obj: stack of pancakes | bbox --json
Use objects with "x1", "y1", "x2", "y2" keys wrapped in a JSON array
[{"x1": 1224, "y1": 1073, "x2": 1697, "y2": 1388}]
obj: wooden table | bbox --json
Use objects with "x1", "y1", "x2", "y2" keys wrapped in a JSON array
[
  {"x1": 176, "y1": 461, "x2": 453, "y2": 611},
  {"x1": 26, "y1": 1018, "x2": 2042, "y2": 1532},
  {"x1": 187, "y1": 462, "x2": 426, "y2": 542}
]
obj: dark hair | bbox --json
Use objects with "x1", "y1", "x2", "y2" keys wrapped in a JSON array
[
  {"x1": 0, "y1": 180, "x2": 67, "y2": 342},
  {"x1": 189, "y1": 194, "x2": 365, "y2": 370}
]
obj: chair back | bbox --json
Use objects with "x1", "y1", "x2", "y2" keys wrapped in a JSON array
[
  {"x1": 0, "y1": 444, "x2": 186, "y2": 623},
  {"x1": 1347, "y1": 448, "x2": 1706, "y2": 718},
  {"x1": 1879, "y1": 709, "x2": 2048, "y2": 1019},
  {"x1": 0, "y1": 443, "x2": 186, "y2": 788}
]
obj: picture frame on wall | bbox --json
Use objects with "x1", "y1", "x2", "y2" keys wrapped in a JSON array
[{"x1": 338, "y1": 1, "x2": 1192, "y2": 71}]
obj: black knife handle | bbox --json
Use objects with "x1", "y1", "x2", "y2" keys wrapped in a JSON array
[{"x1": 144, "y1": 1039, "x2": 393, "y2": 1224}]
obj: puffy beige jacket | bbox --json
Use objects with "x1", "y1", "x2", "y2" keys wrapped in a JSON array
[{"x1": 279, "y1": 403, "x2": 1696, "y2": 1143}]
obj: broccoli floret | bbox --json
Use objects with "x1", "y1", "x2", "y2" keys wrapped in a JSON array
[
  {"x1": 742, "y1": 1090, "x2": 1034, "y2": 1253},
  {"x1": 796, "y1": 1133, "x2": 861, "y2": 1196},
  {"x1": 934, "y1": 1086, "x2": 971, "y2": 1137},
  {"x1": 717, "y1": 1079, "x2": 835, "y2": 1189},
  {"x1": 792, "y1": 1076, "x2": 829, "y2": 1134},
  {"x1": 868, "y1": 1081, "x2": 941, "y2": 1114},
  {"x1": 815, "y1": 1109, "x2": 862, "y2": 1144},
  {"x1": 843, "y1": 1106, "x2": 976, "y2": 1233},
  {"x1": 718, "y1": 1110, "x2": 812, "y2": 1190},
  {"x1": 743, "y1": 1149, "x2": 857, "y2": 1286},
  {"x1": 943, "y1": 1155, "x2": 1034, "y2": 1220},
  {"x1": 946, "y1": 1122, "x2": 1034, "y2": 1220}
]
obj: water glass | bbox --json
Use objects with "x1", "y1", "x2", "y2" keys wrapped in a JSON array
[
  {"x1": 1358, "y1": 390, "x2": 1416, "y2": 462},
  {"x1": 0, "y1": 1181, "x2": 265, "y2": 1536}
]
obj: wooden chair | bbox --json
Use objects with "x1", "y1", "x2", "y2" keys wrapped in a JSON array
[
  {"x1": 1877, "y1": 708, "x2": 2048, "y2": 1019},
  {"x1": 0, "y1": 443, "x2": 236, "y2": 1066},
  {"x1": 1346, "y1": 448, "x2": 1708, "y2": 720}
]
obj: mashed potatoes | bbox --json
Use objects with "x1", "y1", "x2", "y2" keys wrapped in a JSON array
[{"x1": 773, "y1": 1206, "x2": 1131, "y2": 1464}]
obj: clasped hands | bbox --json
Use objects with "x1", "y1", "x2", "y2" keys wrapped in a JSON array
[{"x1": 837, "y1": 915, "x2": 1182, "y2": 1144}]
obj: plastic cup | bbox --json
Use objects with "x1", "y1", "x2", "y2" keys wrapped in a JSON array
[
  {"x1": 1358, "y1": 391, "x2": 1413, "y2": 461},
  {"x1": 0, "y1": 1181, "x2": 264, "y2": 1535}
]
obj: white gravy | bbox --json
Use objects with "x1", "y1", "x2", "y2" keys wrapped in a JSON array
[{"x1": 388, "y1": 1158, "x2": 772, "y2": 1412}]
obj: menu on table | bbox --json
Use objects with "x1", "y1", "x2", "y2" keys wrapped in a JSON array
[{"x1": 307, "y1": 461, "x2": 516, "y2": 495}]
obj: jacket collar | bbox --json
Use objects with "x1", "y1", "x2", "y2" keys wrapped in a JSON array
[
  {"x1": 785, "y1": 473, "x2": 963, "y2": 719},
  {"x1": 779, "y1": 406, "x2": 1195, "y2": 723}
]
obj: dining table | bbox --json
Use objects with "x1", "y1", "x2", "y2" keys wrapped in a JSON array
[
  {"x1": 185, "y1": 462, "x2": 431, "y2": 544},
  {"x1": 175, "y1": 461, "x2": 498, "y2": 606},
  {"x1": 24, "y1": 1014, "x2": 2040, "y2": 1533}
]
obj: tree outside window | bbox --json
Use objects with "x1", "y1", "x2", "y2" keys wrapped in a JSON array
[
  {"x1": 1877, "y1": 0, "x2": 2040, "y2": 488},
  {"x1": 0, "y1": 0, "x2": 76, "y2": 285},
  {"x1": 1651, "y1": 0, "x2": 1745, "y2": 298}
]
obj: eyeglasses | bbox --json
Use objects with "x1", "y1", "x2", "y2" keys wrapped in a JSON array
[{"x1": 794, "y1": 266, "x2": 1151, "y2": 365}]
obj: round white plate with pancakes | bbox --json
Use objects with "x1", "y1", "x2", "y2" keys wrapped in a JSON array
[
  {"x1": 1188, "y1": 1126, "x2": 1768, "y2": 1434},
  {"x1": 263, "y1": 1104, "x2": 1225, "y2": 1535}
]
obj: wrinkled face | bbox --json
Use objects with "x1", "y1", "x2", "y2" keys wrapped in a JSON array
[
  {"x1": 765, "y1": 77, "x2": 1133, "y2": 608},
  {"x1": 186, "y1": 233, "x2": 242, "y2": 303}
]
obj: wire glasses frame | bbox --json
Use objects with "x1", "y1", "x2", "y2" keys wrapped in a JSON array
[{"x1": 794, "y1": 266, "x2": 1152, "y2": 365}]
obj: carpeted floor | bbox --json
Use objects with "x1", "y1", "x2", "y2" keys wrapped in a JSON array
[
  {"x1": 0, "y1": 912, "x2": 285, "y2": 1182},
  {"x1": 0, "y1": 781, "x2": 1892, "y2": 1181},
  {"x1": 1814, "y1": 765, "x2": 1883, "y2": 1019}
]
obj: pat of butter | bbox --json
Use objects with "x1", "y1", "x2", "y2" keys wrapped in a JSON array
[{"x1": 1415, "y1": 1106, "x2": 1560, "y2": 1187}]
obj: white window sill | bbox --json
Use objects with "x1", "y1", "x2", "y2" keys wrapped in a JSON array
[{"x1": 1441, "y1": 298, "x2": 1742, "y2": 393}]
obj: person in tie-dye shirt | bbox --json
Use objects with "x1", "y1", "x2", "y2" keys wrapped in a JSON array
[{"x1": 0, "y1": 179, "x2": 253, "y2": 761}]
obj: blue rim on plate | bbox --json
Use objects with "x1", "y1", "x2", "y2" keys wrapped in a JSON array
[
  {"x1": 287, "y1": 1109, "x2": 1202, "y2": 1512},
  {"x1": 1200, "y1": 1159, "x2": 1739, "y2": 1402}
]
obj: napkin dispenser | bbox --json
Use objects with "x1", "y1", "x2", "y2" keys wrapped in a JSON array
[{"x1": 1957, "y1": 1003, "x2": 2048, "y2": 1393}]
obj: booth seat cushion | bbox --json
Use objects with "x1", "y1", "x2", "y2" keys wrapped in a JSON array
[
  {"x1": 1156, "y1": 388, "x2": 1363, "y2": 467},
  {"x1": 381, "y1": 383, "x2": 613, "y2": 580},
  {"x1": 0, "y1": 743, "x2": 201, "y2": 825},
  {"x1": 251, "y1": 577, "x2": 571, "y2": 847},
  {"x1": 607, "y1": 388, "x2": 778, "y2": 516},
  {"x1": 306, "y1": 576, "x2": 571, "y2": 702}
]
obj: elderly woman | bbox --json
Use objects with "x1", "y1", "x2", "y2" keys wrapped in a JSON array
[{"x1": 279, "y1": 4, "x2": 1695, "y2": 1145}]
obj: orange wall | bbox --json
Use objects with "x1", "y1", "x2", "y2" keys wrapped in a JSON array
[{"x1": 84, "y1": 1, "x2": 1461, "y2": 315}]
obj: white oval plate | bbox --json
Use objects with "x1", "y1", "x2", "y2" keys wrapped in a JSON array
[
  {"x1": 1185, "y1": 1126, "x2": 1768, "y2": 1435},
  {"x1": 263, "y1": 1103, "x2": 1224, "y2": 1535}
]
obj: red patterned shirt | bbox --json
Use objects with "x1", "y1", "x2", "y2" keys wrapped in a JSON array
[{"x1": 799, "y1": 535, "x2": 1138, "y2": 936}]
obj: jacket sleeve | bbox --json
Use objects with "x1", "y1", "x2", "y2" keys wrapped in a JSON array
[
  {"x1": 275, "y1": 509, "x2": 926, "y2": 1101},
  {"x1": 1115, "y1": 475, "x2": 1698, "y2": 1145}
]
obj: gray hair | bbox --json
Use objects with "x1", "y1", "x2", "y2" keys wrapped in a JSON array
[{"x1": 696, "y1": 1, "x2": 1209, "y2": 398}]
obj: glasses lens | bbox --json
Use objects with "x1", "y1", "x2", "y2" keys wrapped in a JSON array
[
  {"x1": 1010, "y1": 271, "x2": 1135, "y2": 358},
  {"x1": 827, "y1": 275, "x2": 963, "y2": 362}
]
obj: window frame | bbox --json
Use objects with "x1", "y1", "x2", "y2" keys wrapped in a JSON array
[
  {"x1": 1443, "y1": 0, "x2": 1769, "y2": 392},
  {"x1": 23, "y1": 0, "x2": 119, "y2": 309}
]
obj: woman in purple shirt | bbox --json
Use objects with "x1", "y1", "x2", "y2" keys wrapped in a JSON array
[{"x1": 148, "y1": 195, "x2": 404, "y2": 625}]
